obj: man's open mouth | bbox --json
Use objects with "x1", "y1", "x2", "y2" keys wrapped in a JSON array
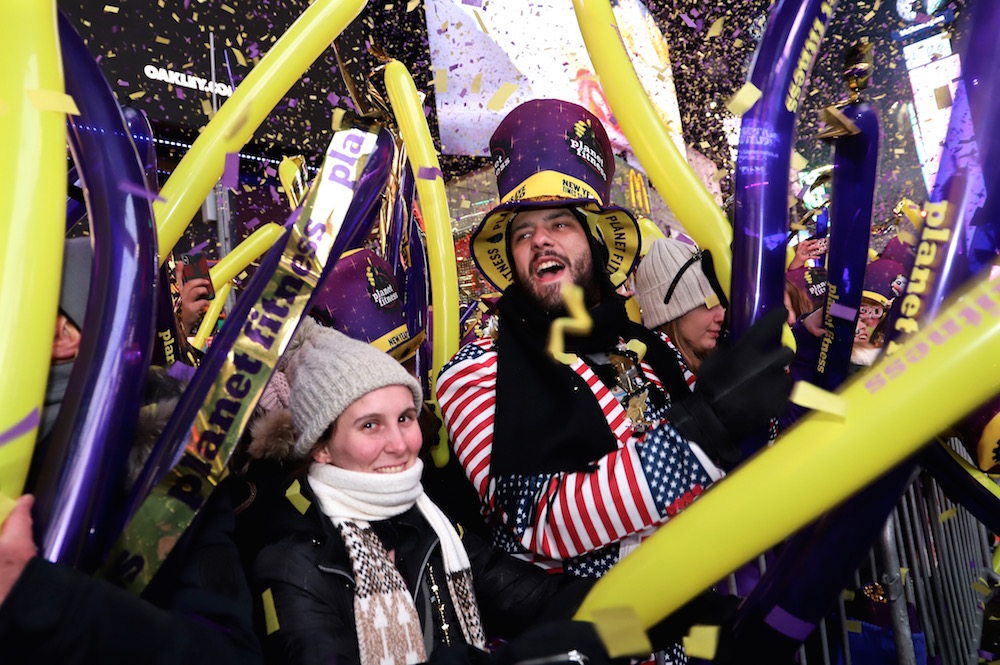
[{"x1": 533, "y1": 257, "x2": 567, "y2": 280}]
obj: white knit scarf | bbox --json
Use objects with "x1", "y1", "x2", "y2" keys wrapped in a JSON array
[{"x1": 308, "y1": 460, "x2": 486, "y2": 664}]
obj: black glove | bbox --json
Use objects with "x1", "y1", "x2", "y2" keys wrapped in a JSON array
[
  {"x1": 667, "y1": 308, "x2": 794, "y2": 465},
  {"x1": 497, "y1": 620, "x2": 618, "y2": 665}
]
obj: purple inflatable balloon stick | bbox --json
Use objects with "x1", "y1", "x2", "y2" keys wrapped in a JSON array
[
  {"x1": 723, "y1": 4, "x2": 1000, "y2": 655},
  {"x1": 122, "y1": 107, "x2": 157, "y2": 189},
  {"x1": 125, "y1": 126, "x2": 394, "y2": 521},
  {"x1": 32, "y1": 12, "x2": 158, "y2": 572},
  {"x1": 66, "y1": 166, "x2": 87, "y2": 232},
  {"x1": 731, "y1": 0, "x2": 840, "y2": 340},
  {"x1": 813, "y1": 100, "x2": 880, "y2": 390},
  {"x1": 388, "y1": 152, "x2": 416, "y2": 286}
]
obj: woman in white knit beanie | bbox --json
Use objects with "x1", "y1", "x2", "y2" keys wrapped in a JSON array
[
  {"x1": 633, "y1": 238, "x2": 726, "y2": 374},
  {"x1": 244, "y1": 320, "x2": 614, "y2": 665}
]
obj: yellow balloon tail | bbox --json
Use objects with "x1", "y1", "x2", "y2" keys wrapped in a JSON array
[
  {"x1": 548, "y1": 283, "x2": 594, "y2": 365},
  {"x1": 209, "y1": 222, "x2": 285, "y2": 292},
  {"x1": 192, "y1": 282, "x2": 233, "y2": 351}
]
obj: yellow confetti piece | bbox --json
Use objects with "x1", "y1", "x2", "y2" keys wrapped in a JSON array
[
  {"x1": 460, "y1": 198, "x2": 471, "y2": 209},
  {"x1": 711, "y1": 168, "x2": 728, "y2": 183},
  {"x1": 726, "y1": 82, "x2": 762, "y2": 117},
  {"x1": 548, "y1": 283, "x2": 593, "y2": 365},
  {"x1": 331, "y1": 108, "x2": 347, "y2": 131},
  {"x1": 591, "y1": 607, "x2": 653, "y2": 658},
  {"x1": 471, "y1": 73, "x2": 483, "y2": 94},
  {"x1": 473, "y1": 10, "x2": 489, "y2": 34},
  {"x1": 487, "y1": 82, "x2": 518, "y2": 112},
  {"x1": 706, "y1": 17, "x2": 725, "y2": 38},
  {"x1": 842, "y1": 590, "x2": 855, "y2": 601},
  {"x1": 790, "y1": 382, "x2": 848, "y2": 418},
  {"x1": 788, "y1": 195, "x2": 799, "y2": 209},
  {"x1": 407, "y1": 0, "x2": 421, "y2": 12},
  {"x1": 972, "y1": 580, "x2": 992, "y2": 596},
  {"x1": 704, "y1": 293, "x2": 721, "y2": 309},
  {"x1": 155, "y1": 35, "x2": 170, "y2": 45},
  {"x1": 683, "y1": 625, "x2": 719, "y2": 659},
  {"x1": 27, "y1": 89, "x2": 80, "y2": 116},
  {"x1": 103, "y1": 4, "x2": 119, "y2": 13},
  {"x1": 938, "y1": 507, "x2": 958, "y2": 523},
  {"x1": 625, "y1": 339, "x2": 647, "y2": 363},
  {"x1": 261, "y1": 588, "x2": 280, "y2": 635},
  {"x1": 221, "y1": 4, "x2": 235, "y2": 14},
  {"x1": 863, "y1": 10, "x2": 876, "y2": 22},
  {"x1": 201, "y1": 98, "x2": 214, "y2": 118},
  {"x1": 792, "y1": 151, "x2": 808, "y2": 171},
  {"x1": 232, "y1": 47, "x2": 247, "y2": 67},
  {"x1": 128, "y1": 90, "x2": 146, "y2": 100},
  {"x1": 433, "y1": 68, "x2": 448, "y2": 94},
  {"x1": 285, "y1": 479, "x2": 312, "y2": 514},
  {"x1": 846, "y1": 620, "x2": 862, "y2": 633}
]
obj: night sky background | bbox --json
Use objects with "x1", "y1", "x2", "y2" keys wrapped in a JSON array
[{"x1": 59, "y1": 0, "x2": 972, "y2": 258}]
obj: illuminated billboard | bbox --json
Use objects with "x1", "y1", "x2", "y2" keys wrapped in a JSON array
[{"x1": 423, "y1": 0, "x2": 686, "y2": 160}]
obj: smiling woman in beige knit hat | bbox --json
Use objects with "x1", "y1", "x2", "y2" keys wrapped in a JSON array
[
  {"x1": 634, "y1": 238, "x2": 727, "y2": 374},
  {"x1": 241, "y1": 320, "x2": 618, "y2": 665}
]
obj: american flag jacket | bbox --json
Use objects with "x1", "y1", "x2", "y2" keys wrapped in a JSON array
[{"x1": 436, "y1": 332, "x2": 724, "y2": 578}]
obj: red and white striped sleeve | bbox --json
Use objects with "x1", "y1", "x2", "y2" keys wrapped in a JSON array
[
  {"x1": 437, "y1": 341, "x2": 716, "y2": 561},
  {"x1": 437, "y1": 339, "x2": 499, "y2": 503}
]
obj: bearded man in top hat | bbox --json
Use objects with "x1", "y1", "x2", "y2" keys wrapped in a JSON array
[{"x1": 437, "y1": 100, "x2": 793, "y2": 584}]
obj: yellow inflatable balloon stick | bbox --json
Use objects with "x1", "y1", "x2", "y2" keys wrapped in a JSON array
[
  {"x1": 0, "y1": 0, "x2": 69, "y2": 513},
  {"x1": 571, "y1": 0, "x2": 732, "y2": 299},
  {"x1": 154, "y1": 0, "x2": 367, "y2": 264},
  {"x1": 384, "y1": 60, "x2": 459, "y2": 468},
  {"x1": 576, "y1": 265, "x2": 1000, "y2": 630}
]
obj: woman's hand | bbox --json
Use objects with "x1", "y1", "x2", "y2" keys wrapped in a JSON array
[
  {"x1": 0, "y1": 495, "x2": 37, "y2": 606},
  {"x1": 788, "y1": 238, "x2": 825, "y2": 270},
  {"x1": 176, "y1": 264, "x2": 213, "y2": 333}
]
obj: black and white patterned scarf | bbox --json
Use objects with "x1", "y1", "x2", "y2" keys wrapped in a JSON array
[{"x1": 308, "y1": 460, "x2": 486, "y2": 663}]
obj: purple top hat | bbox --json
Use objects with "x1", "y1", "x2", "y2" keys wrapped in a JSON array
[
  {"x1": 470, "y1": 99, "x2": 641, "y2": 292},
  {"x1": 863, "y1": 258, "x2": 907, "y2": 306},
  {"x1": 310, "y1": 248, "x2": 423, "y2": 361}
]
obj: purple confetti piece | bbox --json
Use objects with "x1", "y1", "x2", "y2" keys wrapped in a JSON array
[
  {"x1": 763, "y1": 606, "x2": 814, "y2": 640},
  {"x1": 828, "y1": 302, "x2": 857, "y2": 321},
  {"x1": 680, "y1": 13, "x2": 696, "y2": 29},
  {"x1": 417, "y1": 166, "x2": 442, "y2": 180},
  {"x1": 188, "y1": 239, "x2": 209, "y2": 255},
  {"x1": 264, "y1": 166, "x2": 277, "y2": 177},
  {"x1": 222, "y1": 152, "x2": 240, "y2": 190},
  {"x1": 175, "y1": 87, "x2": 185, "y2": 100},
  {"x1": 167, "y1": 361, "x2": 196, "y2": 383},
  {"x1": 461, "y1": 0, "x2": 482, "y2": 6},
  {"x1": 118, "y1": 179, "x2": 167, "y2": 203},
  {"x1": 244, "y1": 216, "x2": 262, "y2": 231},
  {"x1": 327, "y1": 91, "x2": 340, "y2": 107},
  {"x1": 284, "y1": 207, "x2": 302, "y2": 229},
  {"x1": 0, "y1": 408, "x2": 40, "y2": 448}
]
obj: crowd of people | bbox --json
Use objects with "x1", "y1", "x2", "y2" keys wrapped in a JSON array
[{"x1": 0, "y1": 98, "x2": 911, "y2": 664}]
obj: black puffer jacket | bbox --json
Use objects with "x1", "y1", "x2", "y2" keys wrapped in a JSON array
[{"x1": 236, "y1": 461, "x2": 600, "y2": 665}]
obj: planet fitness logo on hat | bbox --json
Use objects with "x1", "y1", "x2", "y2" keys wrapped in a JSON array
[
  {"x1": 567, "y1": 119, "x2": 606, "y2": 182},
  {"x1": 492, "y1": 138, "x2": 512, "y2": 178},
  {"x1": 365, "y1": 259, "x2": 400, "y2": 310}
]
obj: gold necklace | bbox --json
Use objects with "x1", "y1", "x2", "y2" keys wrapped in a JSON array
[{"x1": 425, "y1": 564, "x2": 452, "y2": 646}]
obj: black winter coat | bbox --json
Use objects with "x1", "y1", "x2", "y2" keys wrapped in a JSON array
[
  {"x1": 238, "y1": 465, "x2": 595, "y2": 665},
  {"x1": 0, "y1": 483, "x2": 263, "y2": 665}
]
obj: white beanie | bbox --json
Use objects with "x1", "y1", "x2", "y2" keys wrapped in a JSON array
[
  {"x1": 634, "y1": 238, "x2": 718, "y2": 329},
  {"x1": 282, "y1": 323, "x2": 423, "y2": 459}
]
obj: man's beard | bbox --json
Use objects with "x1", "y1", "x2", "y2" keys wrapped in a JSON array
[{"x1": 526, "y1": 255, "x2": 600, "y2": 315}]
